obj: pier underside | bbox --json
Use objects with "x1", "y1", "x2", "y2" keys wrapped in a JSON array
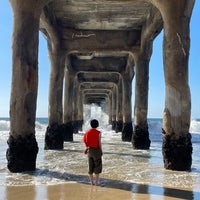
[{"x1": 7, "y1": 0, "x2": 195, "y2": 172}]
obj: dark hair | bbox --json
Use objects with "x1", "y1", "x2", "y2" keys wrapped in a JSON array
[{"x1": 90, "y1": 119, "x2": 99, "y2": 128}]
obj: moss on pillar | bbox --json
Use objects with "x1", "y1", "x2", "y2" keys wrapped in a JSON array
[
  {"x1": 132, "y1": 125, "x2": 151, "y2": 149},
  {"x1": 7, "y1": 134, "x2": 38, "y2": 172},
  {"x1": 162, "y1": 130, "x2": 192, "y2": 171},
  {"x1": 72, "y1": 121, "x2": 79, "y2": 134},
  {"x1": 72, "y1": 120, "x2": 83, "y2": 133},
  {"x1": 112, "y1": 121, "x2": 117, "y2": 131},
  {"x1": 116, "y1": 120, "x2": 123, "y2": 133},
  {"x1": 78, "y1": 120, "x2": 83, "y2": 132},
  {"x1": 63, "y1": 122, "x2": 73, "y2": 141},
  {"x1": 44, "y1": 123, "x2": 64, "y2": 150},
  {"x1": 122, "y1": 122, "x2": 133, "y2": 141}
]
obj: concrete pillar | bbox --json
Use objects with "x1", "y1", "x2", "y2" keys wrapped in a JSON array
[
  {"x1": 44, "y1": 46, "x2": 65, "y2": 149},
  {"x1": 121, "y1": 73, "x2": 133, "y2": 141},
  {"x1": 111, "y1": 85, "x2": 117, "y2": 131},
  {"x1": 132, "y1": 49, "x2": 151, "y2": 149},
  {"x1": 73, "y1": 78, "x2": 81, "y2": 133},
  {"x1": 108, "y1": 93, "x2": 112, "y2": 124},
  {"x1": 63, "y1": 69, "x2": 75, "y2": 141},
  {"x1": 7, "y1": 0, "x2": 48, "y2": 172},
  {"x1": 116, "y1": 77, "x2": 123, "y2": 132},
  {"x1": 154, "y1": 0, "x2": 194, "y2": 170},
  {"x1": 78, "y1": 89, "x2": 84, "y2": 131},
  {"x1": 105, "y1": 96, "x2": 110, "y2": 119}
]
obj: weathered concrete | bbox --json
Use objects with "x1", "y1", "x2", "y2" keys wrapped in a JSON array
[
  {"x1": 132, "y1": 49, "x2": 151, "y2": 149},
  {"x1": 153, "y1": 0, "x2": 194, "y2": 171},
  {"x1": 7, "y1": 0, "x2": 48, "y2": 172},
  {"x1": 121, "y1": 63, "x2": 134, "y2": 141},
  {"x1": 111, "y1": 86, "x2": 117, "y2": 130},
  {"x1": 63, "y1": 69, "x2": 75, "y2": 141},
  {"x1": 131, "y1": 5, "x2": 162, "y2": 149},
  {"x1": 115, "y1": 77, "x2": 123, "y2": 132},
  {"x1": 44, "y1": 48, "x2": 65, "y2": 149}
]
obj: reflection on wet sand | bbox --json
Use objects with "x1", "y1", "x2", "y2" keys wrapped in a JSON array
[
  {"x1": 3, "y1": 171, "x2": 199, "y2": 200},
  {"x1": 6, "y1": 185, "x2": 36, "y2": 200},
  {"x1": 3, "y1": 182, "x2": 199, "y2": 200}
]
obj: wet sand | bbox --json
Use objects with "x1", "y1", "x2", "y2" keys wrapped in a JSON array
[{"x1": 1, "y1": 178, "x2": 199, "y2": 200}]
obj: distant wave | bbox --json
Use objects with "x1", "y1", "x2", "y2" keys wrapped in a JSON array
[
  {"x1": 0, "y1": 116, "x2": 200, "y2": 137},
  {"x1": 190, "y1": 119, "x2": 200, "y2": 134},
  {"x1": 0, "y1": 119, "x2": 47, "y2": 132},
  {"x1": 0, "y1": 118, "x2": 200, "y2": 134},
  {"x1": 0, "y1": 119, "x2": 10, "y2": 131}
]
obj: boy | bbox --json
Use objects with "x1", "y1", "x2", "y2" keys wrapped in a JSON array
[{"x1": 83, "y1": 119, "x2": 102, "y2": 185}]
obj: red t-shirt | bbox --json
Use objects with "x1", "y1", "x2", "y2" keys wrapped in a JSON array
[{"x1": 83, "y1": 128, "x2": 101, "y2": 148}]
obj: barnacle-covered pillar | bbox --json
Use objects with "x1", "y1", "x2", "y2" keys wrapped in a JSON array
[
  {"x1": 116, "y1": 77, "x2": 123, "y2": 132},
  {"x1": 154, "y1": 0, "x2": 194, "y2": 170},
  {"x1": 132, "y1": 50, "x2": 151, "y2": 149},
  {"x1": 121, "y1": 56, "x2": 134, "y2": 141},
  {"x1": 44, "y1": 45, "x2": 65, "y2": 149},
  {"x1": 7, "y1": 0, "x2": 48, "y2": 172}
]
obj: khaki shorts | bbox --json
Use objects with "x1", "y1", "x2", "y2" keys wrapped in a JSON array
[{"x1": 88, "y1": 148, "x2": 102, "y2": 174}]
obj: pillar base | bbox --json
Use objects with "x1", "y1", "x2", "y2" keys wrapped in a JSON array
[
  {"x1": 72, "y1": 121, "x2": 79, "y2": 133},
  {"x1": 162, "y1": 130, "x2": 192, "y2": 171},
  {"x1": 77, "y1": 120, "x2": 83, "y2": 132},
  {"x1": 112, "y1": 121, "x2": 116, "y2": 131},
  {"x1": 63, "y1": 122, "x2": 73, "y2": 141},
  {"x1": 44, "y1": 123, "x2": 64, "y2": 150},
  {"x1": 122, "y1": 122, "x2": 133, "y2": 141},
  {"x1": 73, "y1": 120, "x2": 83, "y2": 133},
  {"x1": 6, "y1": 134, "x2": 38, "y2": 172},
  {"x1": 132, "y1": 125, "x2": 151, "y2": 149},
  {"x1": 116, "y1": 120, "x2": 123, "y2": 132}
]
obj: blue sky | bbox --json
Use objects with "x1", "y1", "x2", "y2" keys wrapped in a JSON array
[{"x1": 0, "y1": 1, "x2": 199, "y2": 119}]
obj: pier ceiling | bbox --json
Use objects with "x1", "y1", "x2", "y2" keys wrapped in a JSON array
[
  {"x1": 40, "y1": 0, "x2": 163, "y2": 104},
  {"x1": 68, "y1": 53, "x2": 128, "y2": 73}
]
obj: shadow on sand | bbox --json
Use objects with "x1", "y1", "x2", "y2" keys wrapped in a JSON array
[{"x1": 24, "y1": 169, "x2": 199, "y2": 200}]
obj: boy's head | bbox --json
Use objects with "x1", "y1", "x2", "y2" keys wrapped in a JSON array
[{"x1": 90, "y1": 119, "x2": 99, "y2": 128}]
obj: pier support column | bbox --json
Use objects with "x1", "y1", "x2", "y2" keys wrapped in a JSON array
[
  {"x1": 108, "y1": 93, "x2": 112, "y2": 125},
  {"x1": 111, "y1": 85, "x2": 117, "y2": 131},
  {"x1": 132, "y1": 50, "x2": 151, "y2": 149},
  {"x1": 154, "y1": 1, "x2": 194, "y2": 170},
  {"x1": 73, "y1": 78, "x2": 81, "y2": 133},
  {"x1": 6, "y1": 0, "x2": 49, "y2": 172},
  {"x1": 116, "y1": 78, "x2": 123, "y2": 132},
  {"x1": 63, "y1": 69, "x2": 75, "y2": 141},
  {"x1": 77, "y1": 89, "x2": 84, "y2": 131},
  {"x1": 44, "y1": 47, "x2": 65, "y2": 149},
  {"x1": 122, "y1": 60, "x2": 134, "y2": 141}
]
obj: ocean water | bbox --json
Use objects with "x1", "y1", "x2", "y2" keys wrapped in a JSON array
[{"x1": 0, "y1": 108, "x2": 200, "y2": 199}]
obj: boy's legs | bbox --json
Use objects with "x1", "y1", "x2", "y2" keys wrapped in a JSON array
[
  {"x1": 88, "y1": 153, "x2": 94, "y2": 185},
  {"x1": 95, "y1": 173, "x2": 99, "y2": 185},
  {"x1": 89, "y1": 173, "x2": 99, "y2": 185},
  {"x1": 89, "y1": 173, "x2": 94, "y2": 185}
]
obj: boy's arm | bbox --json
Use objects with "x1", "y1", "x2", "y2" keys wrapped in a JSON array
[
  {"x1": 99, "y1": 133, "x2": 103, "y2": 155},
  {"x1": 83, "y1": 133, "x2": 87, "y2": 146}
]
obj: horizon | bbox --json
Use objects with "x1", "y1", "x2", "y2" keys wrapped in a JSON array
[
  {"x1": 0, "y1": 1, "x2": 200, "y2": 119},
  {"x1": 1, "y1": 116, "x2": 200, "y2": 121}
]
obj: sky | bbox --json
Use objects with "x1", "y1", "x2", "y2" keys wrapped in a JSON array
[{"x1": 0, "y1": 1, "x2": 200, "y2": 119}]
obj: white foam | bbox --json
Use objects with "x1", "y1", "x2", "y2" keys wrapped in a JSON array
[{"x1": 190, "y1": 119, "x2": 200, "y2": 134}]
